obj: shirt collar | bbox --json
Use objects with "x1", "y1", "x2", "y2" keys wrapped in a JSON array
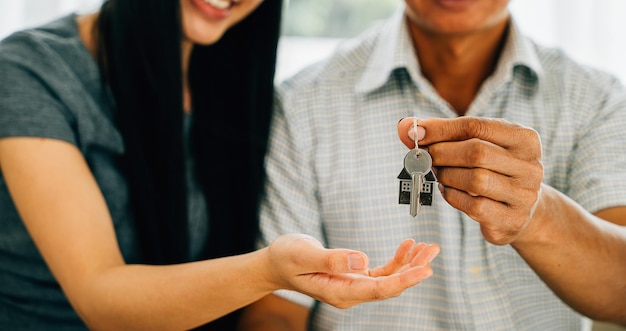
[
  {"x1": 492, "y1": 16, "x2": 544, "y2": 85},
  {"x1": 355, "y1": 9, "x2": 544, "y2": 94},
  {"x1": 355, "y1": 8, "x2": 419, "y2": 94}
]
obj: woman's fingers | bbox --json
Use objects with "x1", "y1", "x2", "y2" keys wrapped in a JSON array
[
  {"x1": 368, "y1": 239, "x2": 418, "y2": 277},
  {"x1": 306, "y1": 264, "x2": 435, "y2": 309},
  {"x1": 273, "y1": 234, "x2": 370, "y2": 275},
  {"x1": 369, "y1": 241, "x2": 439, "y2": 277},
  {"x1": 410, "y1": 243, "x2": 440, "y2": 267},
  {"x1": 270, "y1": 234, "x2": 440, "y2": 308}
]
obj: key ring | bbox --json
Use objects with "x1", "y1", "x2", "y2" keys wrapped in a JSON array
[{"x1": 413, "y1": 117, "x2": 420, "y2": 157}]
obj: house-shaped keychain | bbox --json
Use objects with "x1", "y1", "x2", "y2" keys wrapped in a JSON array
[{"x1": 397, "y1": 168, "x2": 437, "y2": 206}]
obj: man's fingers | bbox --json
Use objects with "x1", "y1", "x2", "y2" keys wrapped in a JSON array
[
  {"x1": 398, "y1": 117, "x2": 424, "y2": 149},
  {"x1": 437, "y1": 166, "x2": 539, "y2": 204},
  {"x1": 421, "y1": 117, "x2": 538, "y2": 149},
  {"x1": 398, "y1": 117, "x2": 540, "y2": 154},
  {"x1": 428, "y1": 138, "x2": 540, "y2": 170},
  {"x1": 439, "y1": 185, "x2": 522, "y2": 245}
]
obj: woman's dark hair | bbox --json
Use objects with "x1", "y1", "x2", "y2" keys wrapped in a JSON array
[{"x1": 96, "y1": 0, "x2": 282, "y2": 328}]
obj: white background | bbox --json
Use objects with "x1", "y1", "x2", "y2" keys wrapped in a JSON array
[{"x1": 1, "y1": 0, "x2": 626, "y2": 83}]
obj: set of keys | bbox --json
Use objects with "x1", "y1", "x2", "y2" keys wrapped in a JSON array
[{"x1": 397, "y1": 118, "x2": 437, "y2": 216}]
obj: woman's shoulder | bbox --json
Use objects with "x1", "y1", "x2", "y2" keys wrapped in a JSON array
[
  {"x1": 0, "y1": 14, "x2": 98, "y2": 87},
  {"x1": 1, "y1": 15, "x2": 79, "y2": 60},
  {"x1": 0, "y1": 13, "x2": 104, "y2": 102},
  {"x1": 0, "y1": 14, "x2": 111, "y2": 148}
]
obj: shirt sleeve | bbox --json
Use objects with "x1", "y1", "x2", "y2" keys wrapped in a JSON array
[
  {"x1": 257, "y1": 88, "x2": 324, "y2": 308},
  {"x1": 567, "y1": 74, "x2": 626, "y2": 213},
  {"x1": 0, "y1": 34, "x2": 77, "y2": 145}
]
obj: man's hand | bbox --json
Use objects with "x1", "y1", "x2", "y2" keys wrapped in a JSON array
[{"x1": 398, "y1": 117, "x2": 544, "y2": 245}]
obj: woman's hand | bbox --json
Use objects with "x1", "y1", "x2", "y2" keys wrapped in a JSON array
[
  {"x1": 397, "y1": 117, "x2": 544, "y2": 245},
  {"x1": 263, "y1": 234, "x2": 439, "y2": 309}
]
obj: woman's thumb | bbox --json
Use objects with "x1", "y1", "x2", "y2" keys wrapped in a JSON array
[{"x1": 313, "y1": 249, "x2": 369, "y2": 274}]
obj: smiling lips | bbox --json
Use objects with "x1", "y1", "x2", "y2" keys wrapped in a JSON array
[{"x1": 202, "y1": 0, "x2": 240, "y2": 10}]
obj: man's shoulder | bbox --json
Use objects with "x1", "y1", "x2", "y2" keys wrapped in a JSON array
[{"x1": 532, "y1": 41, "x2": 623, "y2": 91}]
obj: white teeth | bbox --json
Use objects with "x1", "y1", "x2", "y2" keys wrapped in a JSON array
[{"x1": 203, "y1": 0, "x2": 231, "y2": 10}]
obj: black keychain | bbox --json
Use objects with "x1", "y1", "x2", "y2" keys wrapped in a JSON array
[{"x1": 397, "y1": 118, "x2": 437, "y2": 216}]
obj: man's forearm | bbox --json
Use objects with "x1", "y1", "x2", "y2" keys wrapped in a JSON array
[{"x1": 512, "y1": 184, "x2": 626, "y2": 323}]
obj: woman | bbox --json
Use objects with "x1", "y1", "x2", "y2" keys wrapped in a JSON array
[{"x1": 0, "y1": 0, "x2": 439, "y2": 330}]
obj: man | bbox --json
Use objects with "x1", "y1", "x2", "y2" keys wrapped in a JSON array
[{"x1": 239, "y1": 0, "x2": 626, "y2": 330}]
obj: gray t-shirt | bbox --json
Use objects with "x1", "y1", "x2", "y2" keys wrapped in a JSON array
[{"x1": 0, "y1": 15, "x2": 207, "y2": 329}]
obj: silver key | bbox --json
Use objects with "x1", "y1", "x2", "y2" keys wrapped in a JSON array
[{"x1": 403, "y1": 149, "x2": 432, "y2": 216}]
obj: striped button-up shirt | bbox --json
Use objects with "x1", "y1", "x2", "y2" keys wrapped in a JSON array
[{"x1": 260, "y1": 7, "x2": 626, "y2": 331}]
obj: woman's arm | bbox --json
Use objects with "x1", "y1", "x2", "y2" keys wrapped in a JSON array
[{"x1": 0, "y1": 137, "x2": 439, "y2": 330}]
